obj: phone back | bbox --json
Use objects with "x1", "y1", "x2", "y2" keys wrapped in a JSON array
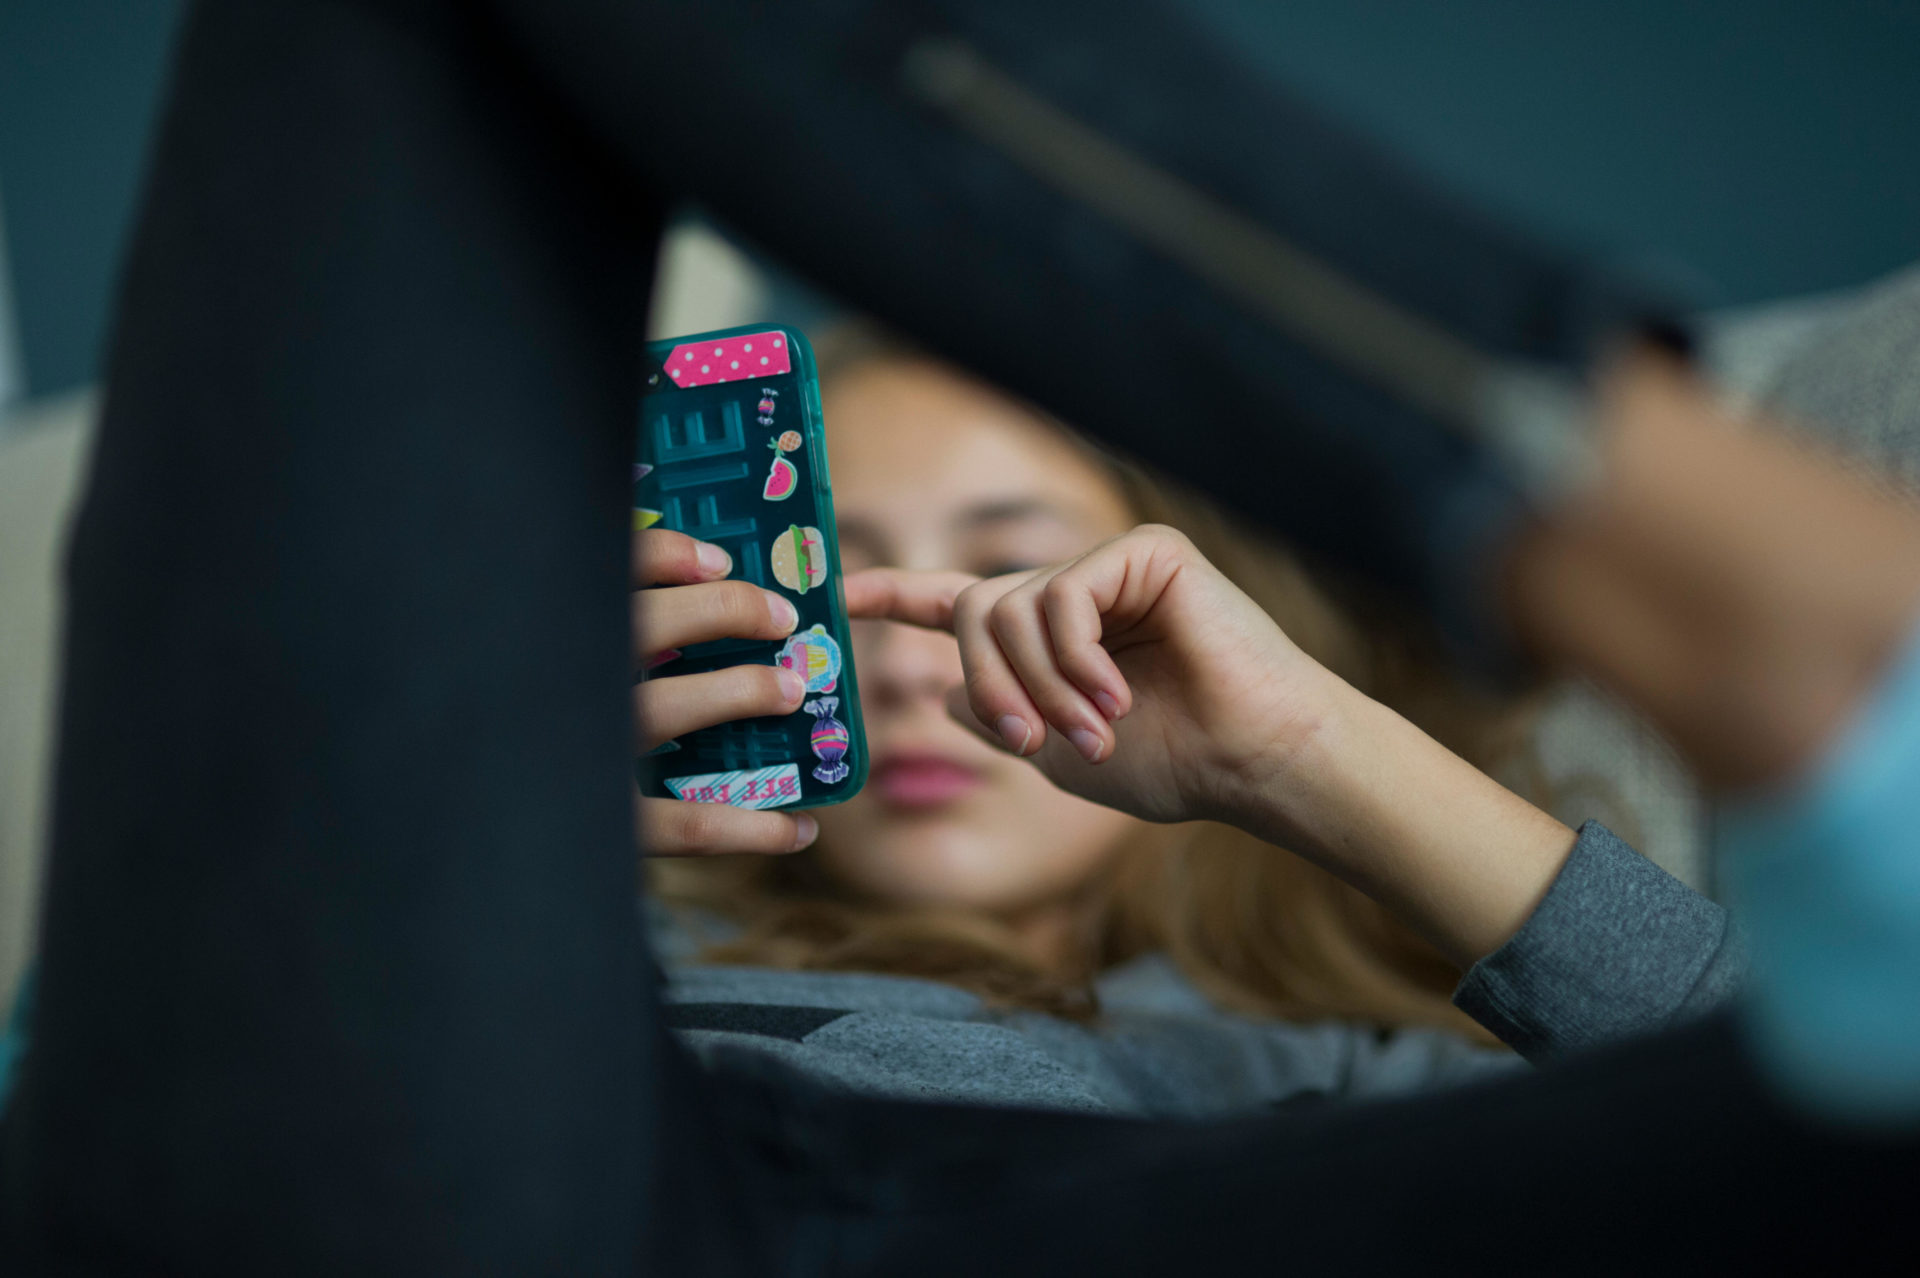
[{"x1": 634, "y1": 325, "x2": 866, "y2": 810}]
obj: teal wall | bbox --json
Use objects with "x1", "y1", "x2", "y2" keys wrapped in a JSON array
[
  {"x1": 1190, "y1": 0, "x2": 1920, "y2": 306},
  {"x1": 0, "y1": 1, "x2": 185, "y2": 399},
  {"x1": 2, "y1": 0, "x2": 1915, "y2": 397}
]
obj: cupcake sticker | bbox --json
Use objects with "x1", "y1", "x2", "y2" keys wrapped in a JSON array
[{"x1": 776, "y1": 624, "x2": 842, "y2": 694}]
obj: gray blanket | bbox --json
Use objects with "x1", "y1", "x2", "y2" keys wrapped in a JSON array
[{"x1": 657, "y1": 821, "x2": 1742, "y2": 1117}]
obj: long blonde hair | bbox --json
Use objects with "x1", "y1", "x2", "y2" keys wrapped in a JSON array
[{"x1": 652, "y1": 327, "x2": 1551, "y2": 1038}]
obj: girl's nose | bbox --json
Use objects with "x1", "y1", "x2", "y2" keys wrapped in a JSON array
[{"x1": 855, "y1": 617, "x2": 964, "y2": 708}]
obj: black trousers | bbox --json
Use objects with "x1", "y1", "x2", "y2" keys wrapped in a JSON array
[{"x1": 3, "y1": 2, "x2": 1912, "y2": 1272}]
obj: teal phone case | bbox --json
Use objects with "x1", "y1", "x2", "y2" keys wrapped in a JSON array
[{"x1": 634, "y1": 324, "x2": 867, "y2": 810}]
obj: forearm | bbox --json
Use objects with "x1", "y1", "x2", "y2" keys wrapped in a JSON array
[
  {"x1": 1238, "y1": 677, "x2": 1577, "y2": 969},
  {"x1": 1509, "y1": 352, "x2": 1920, "y2": 1119},
  {"x1": 1505, "y1": 351, "x2": 1920, "y2": 792}
]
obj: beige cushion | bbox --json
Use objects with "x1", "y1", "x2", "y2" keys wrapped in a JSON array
[{"x1": 0, "y1": 392, "x2": 96, "y2": 1003}]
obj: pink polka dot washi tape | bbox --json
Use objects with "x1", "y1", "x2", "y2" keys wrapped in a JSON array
[{"x1": 662, "y1": 331, "x2": 792, "y2": 387}]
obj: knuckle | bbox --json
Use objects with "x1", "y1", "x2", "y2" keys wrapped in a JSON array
[
  {"x1": 636, "y1": 800, "x2": 684, "y2": 851},
  {"x1": 953, "y1": 582, "x2": 986, "y2": 622},
  {"x1": 963, "y1": 667, "x2": 1002, "y2": 705},
  {"x1": 1138, "y1": 523, "x2": 1191, "y2": 553},
  {"x1": 640, "y1": 527, "x2": 692, "y2": 568},
  {"x1": 724, "y1": 578, "x2": 764, "y2": 615},
  {"x1": 741, "y1": 662, "x2": 790, "y2": 708},
  {"x1": 705, "y1": 580, "x2": 761, "y2": 630},
  {"x1": 675, "y1": 802, "x2": 729, "y2": 849},
  {"x1": 987, "y1": 591, "x2": 1024, "y2": 630},
  {"x1": 747, "y1": 817, "x2": 790, "y2": 854}
]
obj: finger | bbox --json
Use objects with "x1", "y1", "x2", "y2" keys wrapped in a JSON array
[
  {"x1": 633, "y1": 528, "x2": 733, "y2": 588},
  {"x1": 842, "y1": 568, "x2": 981, "y2": 631},
  {"x1": 950, "y1": 577, "x2": 1050, "y2": 757},
  {"x1": 635, "y1": 663, "x2": 806, "y2": 751},
  {"x1": 942, "y1": 683, "x2": 1094, "y2": 779},
  {"x1": 637, "y1": 794, "x2": 819, "y2": 856},
  {"x1": 987, "y1": 577, "x2": 1114, "y2": 764},
  {"x1": 1040, "y1": 561, "x2": 1133, "y2": 722},
  {"x1": 941, "y1": 682, "x2": 1019, "y2": 753},
  {"x1": 633, "y1": 580, "x2": 798, "y2": 661}
]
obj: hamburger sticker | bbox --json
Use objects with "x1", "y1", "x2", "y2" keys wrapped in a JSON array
[{"x1": 770, "y1": 524, "x2": 828, "y2": 594}]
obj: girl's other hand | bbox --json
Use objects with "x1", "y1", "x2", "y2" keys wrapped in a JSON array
[
  {"x1": 631, "y1": 529, "x2": 818, "y2": 856},
  {"x1": 847, "y1": 526, "x2": 1580, "y2": 968},
  {"x1": 843, "y1": 525, "x2": 1346, "y2": 828}
]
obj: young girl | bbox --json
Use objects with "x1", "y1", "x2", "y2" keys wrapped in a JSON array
[{"x1": 631, "y1": 331, "x2": 1729, "y2": 1114}]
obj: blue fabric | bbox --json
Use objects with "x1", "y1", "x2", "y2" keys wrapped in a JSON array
[
  {"x1": 0, "y1": 966, "x2": 32, "y2": 1117},
  {"x1": 1718, "y1": 619, "x2": 1920, "y2": 1125}
]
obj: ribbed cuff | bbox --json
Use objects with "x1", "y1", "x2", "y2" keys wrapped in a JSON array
[{"x1": 1455, "y1": 821, "x2": 1735, "y2": 1060}]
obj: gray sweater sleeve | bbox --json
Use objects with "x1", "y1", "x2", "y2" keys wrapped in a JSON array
[{"x1": 1453, "y1": 821, "x2": 1744, "y2": 1060}]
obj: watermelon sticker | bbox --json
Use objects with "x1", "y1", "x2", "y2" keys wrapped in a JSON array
[{"x1": 763, "y1": 431, "x2": 802, "y2": 501}]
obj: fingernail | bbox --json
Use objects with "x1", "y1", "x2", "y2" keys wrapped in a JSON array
[
  {"x1": 774, "y1": 665, "x2": 805, "y2": 704},
  {"x1": 767, "y1": 592, "x2": 798, "y2": 631},
  {"x1": 1094, "y1": 690, "x2": 1122, "y2": 721},
  {"x1": 790, "y1": 814, "x2": 819, "y2": 851},
  {"x1": 1068, "y1": 727, "x2": 1104, "y2": 763},
  {"x1": 695, "y1": 541, "x2": 732, "y2": 577},
  {"x1": 996, "y1": 714, "x2": 1033, "y2": 755}
]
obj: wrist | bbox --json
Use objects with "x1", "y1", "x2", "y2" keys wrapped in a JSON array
[
  {"x1": 1222, "y1": 672, "x2": 1577, "y2": 968},
  {"x1": 1222, "y1": 672, "x2": 1383, "y2": 866}
]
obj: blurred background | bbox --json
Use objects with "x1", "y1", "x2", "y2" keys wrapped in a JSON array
[
  {"x1": 3, "y1": 0, "x2": 1918, "y2": 996},
  {"x1": 7, "y1": 0, "x2": 1920, "y2": 413}
]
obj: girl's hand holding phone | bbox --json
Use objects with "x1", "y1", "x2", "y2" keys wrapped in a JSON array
[{"x1": 631, "y1": 528, "x2": 821, "y2": 856}]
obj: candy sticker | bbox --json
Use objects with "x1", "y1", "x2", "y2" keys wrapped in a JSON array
[
  {"x1": 776, "y1": 624, "x2": 842, "y2": 694},
  {"x1": 770, "y1": 524, "x2": 828, "y2": 594},
  {"x1": 763, "y1": 432, "x2": 803, "y2": 501},
  {"x1": 804, "y1": 698, "x2": 852, "y2": 784},
  {"x1": 662, "y1": 332, "x2": 791, "y2": 387},
  {"x1": 664, "y1": 764, "x2": 802, "y2": 808},
  {"x1": 757, "y1": 387, "x2": 780, "y2": 427}
]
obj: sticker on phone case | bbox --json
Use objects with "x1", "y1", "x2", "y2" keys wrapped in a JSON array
[
  {"x1": 804, "y1": 698, "x2": 852, "y2": 784},
  {"x1": 663, "y1": 332, "x2": 792, "y2": 387},
  {"x1": 776, "y1": 625, "x2": 842, "y2": 694},
  {"x1": 664, "y1": 763, "x2": 802, "y2": 809},
  {"x1": 757, "y1": 388, "x2": 780, "y2": 426},
  {"x1": 763, "y1": 432, "x2": 803, "y2": 501},
  {"x1": 770, "y1": 524, "x2": 828, "y2": 594},
  {"x1": 633, "y1": 507, "x2": 664, "y2": 531}
]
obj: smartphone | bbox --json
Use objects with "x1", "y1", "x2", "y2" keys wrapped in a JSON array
[{"x1": 633, "y1": 324, "x2": 867, "y2": 810}]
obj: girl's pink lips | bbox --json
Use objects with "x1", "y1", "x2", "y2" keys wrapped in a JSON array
[{"x1": 871, "y1": 752, "x2": 986, "y2": 809}]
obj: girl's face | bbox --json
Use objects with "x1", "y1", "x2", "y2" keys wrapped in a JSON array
[{"x1": 812, "y1": 359, "x2": 1141, "y2": 927}]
